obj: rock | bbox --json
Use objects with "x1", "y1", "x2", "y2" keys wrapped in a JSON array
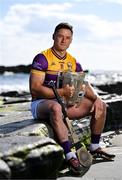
[
  {"x1": 0, "y1": 101, "x2": 63, "y2": 178},
  {"x1": 7, "y1": 119, "x2": 55, "y2": 139},
  {"x1": 96, "y1": 82, "x2": 122, "y2": 95},
  {"x1": 72, "y1": 116, "x2": 91, "y2": 148},
  {"x1": 105, "y1": 100, "x2": 122, "y2": 131},
  {"x1": 94, "y1": 82, "x2": 122, "y2": 132},
  {"x1": 0, "y1": 80, "x2": 122, "y2": 179},
  {"x1": 0, "y1": 136, "x2": 63, "y2": 179},
  {"x1": 111, "y1": 134, "x2": 122, "y2": 146},
  {"x1": 3, "y1": 157, "x2": 26, "y2": 179},
  {"x1": 25, "y1": 144, "x2": 63, "y2": 179},
  {"x1": 1, "y1": 91, "x2": 20, "y2": 97},
  {"x1": 0, "y1": 159, "x2": 11, "y2": 179}
]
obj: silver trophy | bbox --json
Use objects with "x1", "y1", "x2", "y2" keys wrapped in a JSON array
[{"x1": 57, "y1": 71, "x2": 86, "y2": 106}]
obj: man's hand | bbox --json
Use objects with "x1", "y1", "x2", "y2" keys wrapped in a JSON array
[{"x1": 63, "y1": 84, "x2": 75, "y2": 99}]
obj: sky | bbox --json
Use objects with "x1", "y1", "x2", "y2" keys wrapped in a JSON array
[{"x1": 0, "y1": 0, "x2": 122, "y2": 71}]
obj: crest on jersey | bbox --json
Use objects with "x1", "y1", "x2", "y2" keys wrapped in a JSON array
[{"x1": 67, "y1": 62, "x2": 72, "y2": 70}]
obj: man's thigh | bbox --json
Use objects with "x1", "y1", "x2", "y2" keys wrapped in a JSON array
[
  {"x1": 36, "y1": 99, "x2": 58, "y2": 119},
  {"x1": 67, "y1": 97, "x2": 93, "y2": 119}
]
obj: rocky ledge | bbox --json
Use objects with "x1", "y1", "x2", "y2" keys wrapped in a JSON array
[
  {"x1": 0, "y1": 102, "x2": 64, "y2": 179},
  {"x1": 0, "y1": 81, "x2": 122, "y2": 179}
]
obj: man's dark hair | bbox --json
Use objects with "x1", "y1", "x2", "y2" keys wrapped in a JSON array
[{"x1": 54, "y1": 22, "x2": 73, "y2": 34}]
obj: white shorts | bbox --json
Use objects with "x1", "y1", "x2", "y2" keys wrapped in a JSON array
[{"x1": 31, "y1": 99, "x2": 46, "y2": 119}]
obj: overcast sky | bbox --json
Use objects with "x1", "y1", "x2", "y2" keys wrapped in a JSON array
[{"x1": 0, "y1": 0, "x2": 122, "y2": 70}]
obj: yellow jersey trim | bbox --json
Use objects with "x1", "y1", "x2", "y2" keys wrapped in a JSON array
[{"x1": 31, "y1": 69, "x2": 45, "y2": 75}]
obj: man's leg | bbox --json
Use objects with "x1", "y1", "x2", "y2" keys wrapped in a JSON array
[
  {"x1": 68, "y1": 97, "x2": 115, "y2": 159},
  {"x1": 36, "y1": 100, "x2": 83, "y2": 174},
  {"x1": 67, "y1": 97, "x2": 106, "y2": 151},
  {"x1": 89, "y1": 99, "x2": 106, "y2": 151},
  {"x1": 36, "y1": 100, "x2": 69, "y2": 142}
]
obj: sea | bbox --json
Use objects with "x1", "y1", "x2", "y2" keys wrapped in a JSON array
[{"x1": 0, "y1": 70, "x2": 122, "y2": 93}]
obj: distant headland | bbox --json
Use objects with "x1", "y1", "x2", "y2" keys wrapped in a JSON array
[
  {"x1": 0, "y1": 65, "x2": 31, "y2": 74},
  {"x1": 0, "y1": 65, "x2": 89, "y2": 74}
]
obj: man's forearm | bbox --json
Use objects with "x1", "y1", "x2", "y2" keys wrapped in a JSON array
[
  {"x1": 84, "y1": 82, "x2": 98, "y2": 102},
  {"x1": 31, "y1": 84, "x2": 64, "y2": 99}
]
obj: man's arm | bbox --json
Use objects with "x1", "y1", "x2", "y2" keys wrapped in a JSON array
[
  {"x1": 30, "y1": 72, "x2": 65, "y2": 99},
  {"x1": 29, "y1": 72, "x2": 74, "y2": 100}
]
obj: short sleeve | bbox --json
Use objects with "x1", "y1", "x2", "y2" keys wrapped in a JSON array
[
  {"x1": 76, "y1": 62, "x2": 83, "y2": 72},
  {"x1": 31, "y1": 53, "x2": 48, "y2": 71}
]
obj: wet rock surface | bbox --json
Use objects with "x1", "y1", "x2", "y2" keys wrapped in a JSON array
[
  {"x1": 0, "y1": 136, "x2": 63, "y2": 179},
  {"x1": 0, "y1": 102, "x2": 63, "y2": 179},
  {"x1": 0, "y1": 79, "x2": 122, "y2": 179}
]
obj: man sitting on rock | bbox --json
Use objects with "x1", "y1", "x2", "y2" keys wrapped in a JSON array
[{"x1": 29, "y1": 22, "x2": 115, "y2": 174}]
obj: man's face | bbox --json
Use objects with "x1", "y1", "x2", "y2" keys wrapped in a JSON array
[{"x1": 53, "y1": 28, "x2": 73, "y2": 51}]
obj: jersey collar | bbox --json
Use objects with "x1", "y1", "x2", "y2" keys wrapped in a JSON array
[{"x1": 51, "y1": 47, "x2": 67, "y2": 60}]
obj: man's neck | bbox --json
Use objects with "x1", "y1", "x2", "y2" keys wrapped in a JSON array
[{"x1": 52, "y1": 47, "x2": 66, "y2": 58}]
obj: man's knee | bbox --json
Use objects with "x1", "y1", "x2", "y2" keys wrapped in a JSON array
[
  {"x1": 51, "y1": 103, "x2": 62, "y2": 115},
  {"x1": 50, "y1": 103, "x2": 63, "y2": 126},
  {"x1": 98, "y1": 101, "x2": 107, "y2": 120}
]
